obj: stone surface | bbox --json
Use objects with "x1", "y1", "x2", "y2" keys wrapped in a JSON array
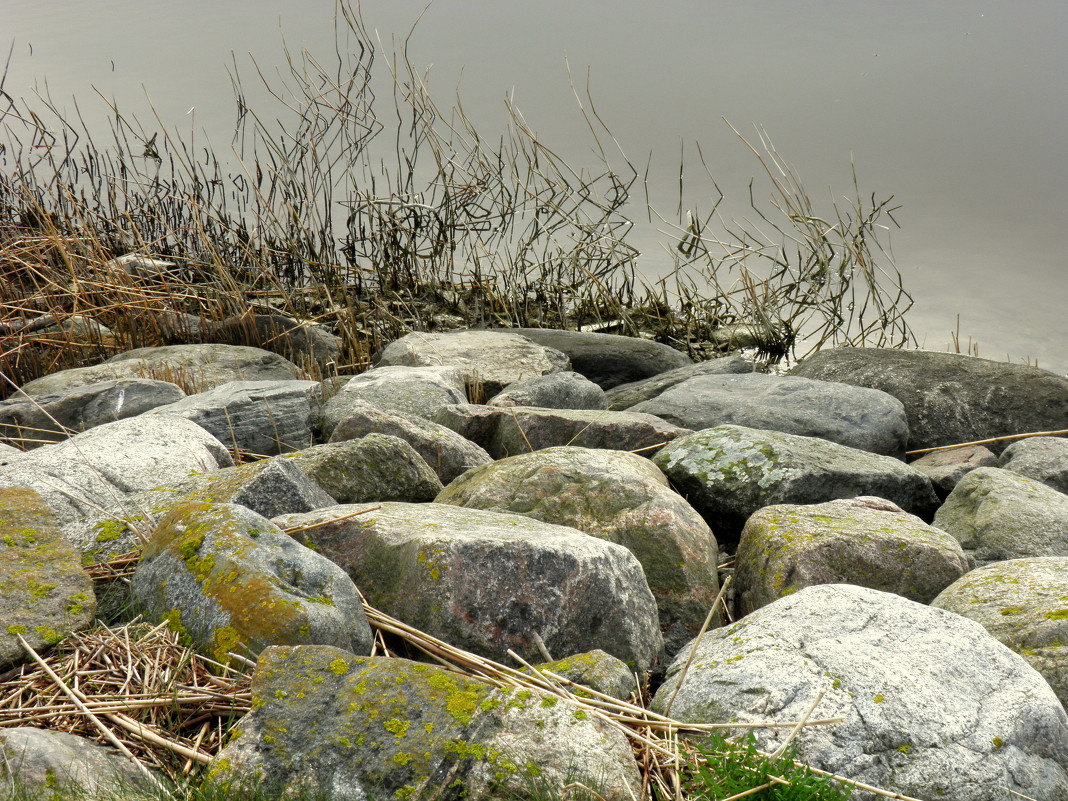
[
  {"x1": 152, "y1": 379, "x2": 321, "y2": 456},
  {"x1": 206, "y1": 312, "x2": 342, "y2": 375},
  {"x1": 524, "y1": 650, "x2": 637, "y2": 702},
  {"x1": 19, "y1": 344, "x2": 305, "y2": 397},
  {"x1": 933, "y1": 466, "x2": 1068, "y2": 566},
  {"x1": 1000, "y1": 436, "x2": 1068, "y2": 494},
  {"x1": 0, "y1": 378, "x2": 185, "y2": 448},
  {"x1": 933, "y1": 557, "x2": 1068, "y2": 709},
  {"x1": 378, "y1": 330, "x2": 571, "y2": 396},
  {"x1": 652, "y1": 425, "x2": 940, "y2": 541},
  {"x1": 285, "y1": 435, "x2": 443, "y2": 504},
  {"x1": 652, "y1": 584, "x2": 1068, "y2": 801},
  {"x1": 506, "y1": 328, "x2": 692, "y2": 389},
  {"x1": 604, "y1": 354, "x2": 755, "y2": 410},
  {"x1": 790, "y1": 347, "x2": 1068, "y2": 455},
  {"x1": 910, "y1": 444, "x2": 998, "y2": 498},
  {"x1": 734, "y1": 496, "x2": 969, "y2": 615},
  {"x1": 630, "y1": 373, "x2": 909, "y2": 457},
  {"x1": 436, "y1": 446, "x2": 720, "y2": 654},
  {"x1": 0, "y1": 487, "x2": 95, "y2": 670},
  {"x1": 487, "y1": 371, "x2": 606, "y2": 411},
  {"x1": 276, "y1": 502, "x2": 662, "y2": 672},
  {"x1": 132, "y1": 501, "x2": 372, "y2": 663},
  {"x1": 321, "y1": 365, "x2": 468, "y2": 434},
  {"x1": 329, "y1": 400, "x2": 492, "y2": 484},
  {"x1": 210, "y1": 646, "x2": 641, "y2": 800}
]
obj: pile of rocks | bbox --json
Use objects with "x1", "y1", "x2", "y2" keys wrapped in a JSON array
[{"x1": 2, "y1": 329, "x2": 1068, "y2": 800}]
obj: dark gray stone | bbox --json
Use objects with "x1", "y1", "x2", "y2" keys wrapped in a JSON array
[
  {"x1": 487, "y1": 371, "x2": 607, "y2": 411},
  {"x1": 1000, "y1": 436, "x2": 1068, "y2": 495},
  {"x1": 604, "y1": 354, "x2": 755, "y2": 410}
]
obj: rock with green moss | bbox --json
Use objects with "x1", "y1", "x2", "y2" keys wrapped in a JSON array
[
  {"x1": 436, "y1": 446, "x2": 720, "y2": 657},
  {"x1": 933, "y1": 557, "x2": 1068, "y2": 707},
  {"x1": 0, "y1": 726, "x2": 159, "y2": 799},
  {"x1": 524, "y1": 649, "x2": 636, "y2": 701},
  {"x1": 320, "y1": 365, "x2": 468, "y2": 433},
  {"x1": 999, "y1": 436, "x2": 1068, "y2": 495},
  {"x1": 652, "y1": 584, "x2": 1068, "y2": 801},
  {"x1": 285, "y1": 434, "x2": 443, "y2": 504},
  {"x1": 934, "y1": 467, "x2": 1068, "y2": 566},
  {"x1": 0, "y1": 487, "x2": 96, "y2": 670},
  {"x1": 653, "y1": 424, "x2": 939, "y2": 541},
  {"x1": 131, "y1": 500, "x2": 371, "y2": 663},
  {"x1": 734, "y1": 496, "x2": 968, "y2": 614},
  {"x1": 210, "y1": 646, "x2": 641, "y2": 800},
  {"x1": 276, "y1": 502, "x2": 662, "y2": 672},
  {"x1": 910, "y1": 444, "x2": 998, "y2": 498}
]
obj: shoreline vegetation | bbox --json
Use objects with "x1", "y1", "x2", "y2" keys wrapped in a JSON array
[{"x1": 1, "y1": 4, "x2": 916, "y2": 799}]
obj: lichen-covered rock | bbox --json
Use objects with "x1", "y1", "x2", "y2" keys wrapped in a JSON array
[
  {"x1": 377, "y1": 331, "x2": 571, "y2": 397},
  {"x1": 210, "y1": 646, "x2": 641, "y2": 801},
  {"x1": 487, "y1": 371, "x2": 606, "y2": 411},
  {"x1": 153, "y1": 379, "x2": 321, "y2": 456},
  {"x1": 630, "y1": 373, "x2": 909, "y2": 457},
  {"x1": 276, "y1": 502, "x2": 662, "y2": 672},
  {"x1": 329, "y1": 400, "x2": 492, "y2": 484},
  {"x1": 285, "y1": 435, "x2": 443, "y2": 504},
  {"x1": 933, "y1": 557, "x2": 1068, "y2": 708},
  {"x1": 436, "y1": 446, "x2": 720, "y2": 654},
  {"x1": 604, "y1": 354, "x2": 755, "y2": 410},
  {"x1": 933, "y1": 467, "x2": 1068, "y2": 566},
  {"x1": 321, "y1": 365, "x2": 468, "y2": 433},
  {"x1": 0, "y1": 487, "x2": 95, "y2": 670},
  {"x1": 0, "y1": 726, "x2": 159, "y2": 799},
  {"x1": 132, "y1": 501, "x2": 371, "y2": 663},
  {"x1": 652, "y1": 425, "x2": 939, "y2": 541},
  {"x1": 524, "y1": 649, "x2": 636, "y2": 702},
  {"x1": 652, "y1": 584, "x2": 1068, "y2": 801},
  {"x1": 1000, "y1": 436, "x2": 1068, "y2": 495},
  {"x1": 734, "y1": 497, "x2": 968, "y2": 614},
  {"x1": 910, "y1": 444, "x2": 998, "y2": 498}
]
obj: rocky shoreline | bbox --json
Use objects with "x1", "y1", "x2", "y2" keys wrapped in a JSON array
[{"x1": 2, "y1": 327, "x2": 1068, "y2": 800}]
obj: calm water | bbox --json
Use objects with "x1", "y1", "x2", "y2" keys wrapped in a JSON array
[{"x1": 4, "y1": 0, "x2": 1067, "y2": 374}]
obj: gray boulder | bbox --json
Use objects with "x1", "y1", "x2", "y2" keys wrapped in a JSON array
[
  {"x1": 910, "y1": 444, "x2": 998, "y2": 498},
  {"x1": 790, "y1": 347, "x2": 1068, "y2": 455},
  {"x1": 378, "y1": 330, "x2": 571, "y2": 396},
  {"x1": 652, "y1": 584, "x2": 1068, "y2": 801},
  {"x1": 321, "y1": 365, "x2": 468, "y2": 434},
  {"x1": 630, "y1": 373, "x2": 909, "y2": 457},
  {"x1": 211, "y1": 646, "x2": 641, "y2": 801},
  {"x1": 276, "y1": 502, "x2": 663, "y2": 672},
  {"x1": 0, "y1": 378, "x2": 185, "y2": 448},
  {"x1": 1, "y1": 487, "x2": 95, "y2": 670},
  {"x1": 132, "y1": 501, "x2": 372, "y2": 663},
  {"x1": 1000, "y1": 436, "x2": 1068, "y2": 494},
  {"x1": 329, "y1": 400, "x2": 492, "y2": 484},
  {"x1": 933, "y1": 466, "x2": 1068, "y2": 566},
  {"x1": 506, "y1": 328, "x2": 692, "y2": 389},
  {"x1": 933, "y1": 557, "x2": 1068, "y2": 708},
  {"x1": 152, "y1": 379, "x2": 321, "y2": 456},
  {"x1": 204, "y1": 312, "x2": 342, "y2": 375},
  {"x1": 436, "y1": 446, "x2": 720, "y2": 654},
  {"x1": 734, "y1": 496, "x2": 968, "y2": 615},
  {"x1": 487, "y1": 371, "x2": 606, "y2": 410},
  {"x1": 284, "y1": 434, "x2": 443, "y2": 504},
  {"x1": 432, "y1": 404, "x2": 503, "y2": 453},
  {"x1": 19, "y1": 343, "x2": 305, "y2": 397},
  {"x1": 653, "y1": 425, "x2": 940, "y2": 540},
  {"x1": 604, "y1": 354, "x2": 755, "y2": 410},
  {"x1": 523, "y1": 650, "x2": 637, "y2": 702}
]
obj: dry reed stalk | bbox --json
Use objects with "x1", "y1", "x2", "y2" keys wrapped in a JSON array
[{"x1": 906, "y1": 428, "x2": 1068, "y2": 456}]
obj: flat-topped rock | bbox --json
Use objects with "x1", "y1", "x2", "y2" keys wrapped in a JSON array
[{"x1": 604, "y1": 354, "x2": 754, "y2": 410}]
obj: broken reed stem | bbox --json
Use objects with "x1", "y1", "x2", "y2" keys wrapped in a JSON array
[
  {"x1": 662, "y1": 575, "x2": 731, "y2": 717},
  {"x1": 906, "y1": 428, "x2": 1068, "y2": 456}
]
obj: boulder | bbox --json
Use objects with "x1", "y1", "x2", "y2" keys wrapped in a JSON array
[
  {"x1": 205, "y1": 312, "x2": 342, "y2": 375},
  {"x1": 523, "y1": 649, "x2": 637, "y2": 702},
  {"x1": 378, "y1": 330, "x2": 571, "y2": 397},
  {"x1": 933, "y1": 557, "x2": 1068, "y2": 708},
  {"x1": 210, "y1": 646, "x2": 641, "y2": 800},
  {"x1": 652, "y1": 584, "x2": 1068, "y2": 801},
  {"x1": 436, "y1": 446, "x2": 720, "y2": 654},
  {"x1": 1000, "y1": 436, "x2": 1068, "y2": 494},
  {"x1": 276, "y1": 502, "x2": 662, "y2": 672},
  {"x1": 505, "y1": 328, "x2": 692, "y2": 389},
  {"x1": 0, "y1": 487, "x2": 95, "y2": 670},
  {"x1": 19, "y1": 344, "x2": 305, "y2": 397},
  {"x1": 630, "y1": 373, "x2": 909, "y2": 457},
  {"x1": 132, "y1": 501, "x2": 372, "y2": 663},
  {"x1": 734, "y1": 496, "x2": 968, "y2": 615},
  {"x1": 789, "y1": 348, "x2": 1068, "y2": 455},
  {"x1": 603, "y1": 354, "x2": 755, "y2": 410},
  {"x1": 487, "y1": 371, "x2": 606, "y2": 411},
  {"x1": 909, "y1": 444, "x2": 998, "y2": 498},
  {"x1": 284, "y1": 435, "x2": 443, "y2": 504},
  {"x1": 652, "y1": 425, "x2": 940, "y2": 541},
  {"x1": 329, "y1": 400, "x2": 492, "y2": 484},
  {"x1": 933, "y1": 467, "x2": 1068, "y2": 566},
  {"x1": 433, "y1": 404, "x2": 502, "y2": 454},
  {"x1": 0, "y1": 378, "x2": 185, "y2": 448},
  {"x1": 152, "y1": 380, "x2": 321, "y2": 456},
  {"x1": 321, "y1": 365, "x2": 468, "y2": 434}
]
